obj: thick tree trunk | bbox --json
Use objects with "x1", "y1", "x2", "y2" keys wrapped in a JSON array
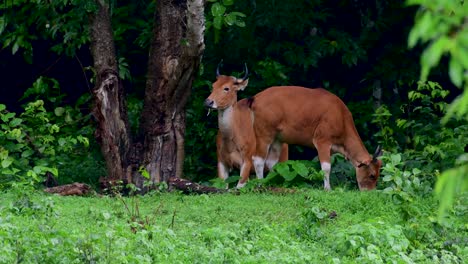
[
  {"x1": 138, "y1": 0, "x2": 205, "y2": 187},
  {"x1": 88, "y1": 0, "x2": 205, "y2": 191},
  {"x1": 89, "y1": 0, "x2": 131, "y2": 183}
]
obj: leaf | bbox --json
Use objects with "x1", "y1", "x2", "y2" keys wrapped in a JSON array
[
  {"x1": 1, "y1": 112, "x2": 15, "y2": 122},
  {"x1": 448, "y1": 58, "x2": 463, "y2": 87},
  {"x1": 408, "y1": 12, "x2": 432, "y2": 48},
  {"x1": 21, "y1": 150, "x2": 34, "y2": 158},
  {"x1": 235, "y1": 20, "x2": 246, "y2": 27},
  {"x1": 390, "y1": 154, "x2": 401, "y2": 165},
  {"x1": 292, "y1": 162, "x2": 309, "y2": 177},
  {"x1": 222, "y1": 0, "x2": 234, "y2": 6},
  {"x1": 65, "y1": 112, "x2": 73, "y2": 123},
  {"x1": 9, "y1": 118, "x2": 22, "y2": 127},
  {"x1": 420, "y1": 36, "x2": 451, "y2": 80},
  {"x1": 412, "y1": 168, "x2": 421, "y2": 175},
  {"x1": 1, "y1": 159, "x2": 12, "y2": 168},
  {"x1": 54, "y1": 107, "x2": 65, "y2": 116},
  {"x1": 435, "y1": 165, "x2": 468, "y2": 222},
  {"x1": 77, "y1": 136, "x2": 89, "y2": 147},
  {"x1": 58, "y1": 138, "x2": 67, "y2": 146},
  {"x1": 48, "y1": 167, "x2": 58, "y2": 176},
  {"x1": 382, "y1": 175, "x2": 393, "y2": 182},
  {"x1": 213, "y1": 16, "x2": 223, "y2": 30},
  {"x1": 276, "y1": 163, "x2": 296, "y2": 181},
  {"x1": 0, "y1": 17, "x2": 6, "y2": 36},
  {"x1": 230, "y1": 11, "x2": 246, "y2": 17},
  {"x1": 224, "y1": 13, "x2": 237, "y2": 26},
  {"x1": 395, "y1": 177, "x2": 403, "y2": 186},
  {"x1": 0, "y1": 104, "x2": 5, "y2": 112},
  {"x1": 138, "y1": 166, "x2": 150, "y2": 179},
  {"x1": 211, "y1": 3, "x2": 226, "y2": 17},
  {"x1": 225, "y1": 175, "x2": 240, "y2": 183},
  {"x1": 12, "y1": 42, "x2": 19, "y2": 55}
]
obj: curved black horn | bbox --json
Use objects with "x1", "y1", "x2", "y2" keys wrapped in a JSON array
[
  {"x1": 372, "y1": 145, "x2": 382, "y2": 160},
  {"x1": 240, "y1": 63, "x2": 249, "y2": 81},
  {"x1": 216, "y1": 59, "x2": 223, "y2": 77}
]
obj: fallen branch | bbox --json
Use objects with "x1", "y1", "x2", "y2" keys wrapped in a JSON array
[
  {"x1": 168, "y1": 177, "x2": 227, "y2": 194},
  {"x1": 44, "y1": 183, "x2": 92, "y2": 196}
]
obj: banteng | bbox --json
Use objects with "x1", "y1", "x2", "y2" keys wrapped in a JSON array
[
  {"x1": 249, "y1": 86, "x2": 382, "y2": 190},
  {"x1": 204, "y1": 64, "x2": 288, "y2": 188}
]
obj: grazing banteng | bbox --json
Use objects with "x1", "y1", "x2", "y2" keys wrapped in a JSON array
[
  {"x1": 249, "y1": 86, "x2": 382, "y2": 190},
  {"x1": 204, "y1": 64, "x2": 288, "y2": 188}
]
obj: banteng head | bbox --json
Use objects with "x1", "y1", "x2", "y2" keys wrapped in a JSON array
[
  {"x1": 356, "y1": 146, "x2": 383, "y2": 190},
  {"x1": 204, "y1": 62, "x2": 249, "y2": 110}
]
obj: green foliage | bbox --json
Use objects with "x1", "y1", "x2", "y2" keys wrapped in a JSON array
[
  {"x1": 206, "y1": 0, "x2": 246, "y2": 43},
  {"x1": 435, "y1": 157, "x2": 468, "y2": 222},
  {"x1": 265, "y1": 160, "x2": 322, "y2": 188},
  {"x1": 408, "y1": 0, "x2": 467, "y2": 89},
  {"x1": 376, "y1": 81, "x2": 466, "y2": 207},
  {"x1": 0, "y1": 0, "x2": 96, "y2": 60},
  {"x1": 334, "y1": 221, "x2": 412, "y2": 262},
  {"x1": 371, "y1": 105, "x2": 398, "y2": 149},
  {"x1": 0, "y1": 190, "x2": 466, "y2": 262},
  {"x1": 408, "y1": 0, "x2": 468, "y2": 221},
  {"x1": 0, "y1": 77, "x2": 95, "y2": 189},
  {"x1": 263, "y1": 154, "x2": 356, "y2": 189},
  {"x1": 381, "y1": 153, "x2": 433, "y2": 203}
]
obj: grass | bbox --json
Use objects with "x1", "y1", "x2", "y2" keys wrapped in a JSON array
[{"x1": 0, "y1": 188, "x2": 466, "y2": 263}]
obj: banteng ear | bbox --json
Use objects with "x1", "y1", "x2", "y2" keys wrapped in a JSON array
[
  {"x1": 372, "y1": 145, "x2": 383, "y2": 162},
  {"x1": 235, "y1": 78, "x2": 249, "y2": 91},
  {"x1": 235, "y1": 63, "x2": 249, "y2": 91},
  {"x1": 358, "y1": 159, "x2": 371, "y2": 168}
]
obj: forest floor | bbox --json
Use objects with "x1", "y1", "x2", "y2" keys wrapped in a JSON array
[{"x1": 0, "y1": 188, "x2": 466, "y2": 263}]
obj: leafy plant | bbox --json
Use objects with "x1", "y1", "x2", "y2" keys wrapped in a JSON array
[
  {"x1": 0, "y1": 77, "x2": 94, "y2": 189},
  {"x1": 407, "y1": 0, "x2": 468, "y2": 221},
  {"x1": 375, "y1": 81, "x2": 466, "y2": 202},
  {"x1": 380, "y1": 153, "x2": 433, "y2": 203},
  {"x1": 334, "y1": 220, "x2": 411, "y2": 262},
  {"x1": 206, "y1": 0, "x2": 246, "y2": 43},
  {"x1": 265, "y1": 160, "x2": 323, "y2": 188}
]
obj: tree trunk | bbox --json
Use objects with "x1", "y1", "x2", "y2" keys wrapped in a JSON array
[
  {"x1": 137, "y1": 0, "x2": 205, "y2": 187},
  {"x1": 89, "y1": 0, "x2": 205, "y2": 191},
  {"x1": 89, "y1": 0, "x2": 131, "y2": 184}
]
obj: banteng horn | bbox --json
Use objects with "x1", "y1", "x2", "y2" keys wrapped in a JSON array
[
  {"x1": 216, "y1": 59, "x2": 223, "y2": 77},
  {"x1": 239, "y1": 63, "x2": 249, "y2": 81},
  {"x1": 372, "y1": 145, "x2": 382, "y2": 161}
]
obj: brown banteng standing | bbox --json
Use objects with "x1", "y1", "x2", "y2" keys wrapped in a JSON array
[
  {"x1": 204, "y1": 64, "x2": 288, "y2": 188},
  {"x1": 249, "y1": 86, "x2": 382, "y2": 190}
]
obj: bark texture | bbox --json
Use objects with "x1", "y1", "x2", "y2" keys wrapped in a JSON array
[
  {"x1": 89, "y1": 0, "x2": 131, "y2": 183},
  {"x1": 138, "y1": 0, "x2": 205, "y2": 187},
  {"x1": 89, "y1": 0, "x2": 205, "y2": 191}
]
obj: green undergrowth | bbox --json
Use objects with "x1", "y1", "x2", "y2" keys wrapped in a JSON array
[{"x1": 0, "y1": 189, "x2": 466, "y2": 263}]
